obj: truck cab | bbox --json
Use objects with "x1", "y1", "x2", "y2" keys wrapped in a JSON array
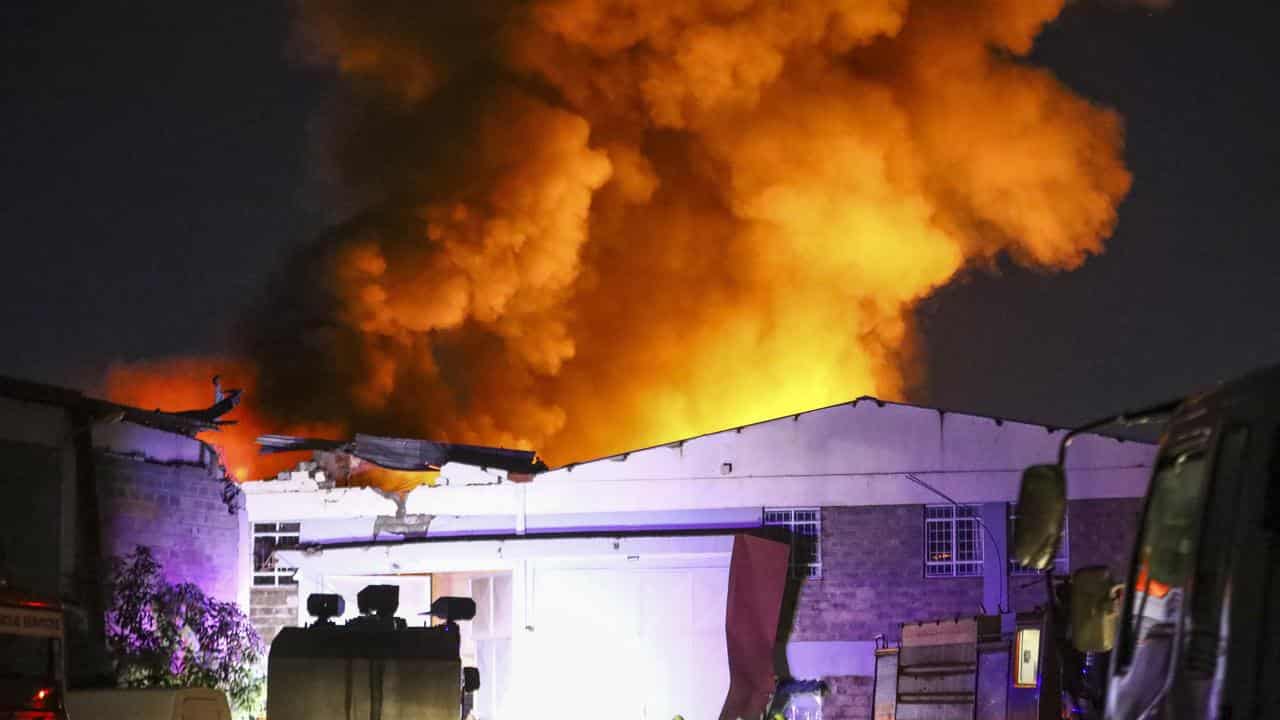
[
  {"x1": 1014, "y1": 363, "x2": 1280, "y2": 719},
  {"x1": 0, "y1": 587, "x2": 68, "y2": 720}
]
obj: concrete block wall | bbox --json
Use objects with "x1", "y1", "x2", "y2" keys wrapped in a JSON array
[
  {"x1": 1068, "y1": 498, "x2": 1143, "y2": 573},
  {"x1": 250, "y1": 586, "x2": 298, "y2": 649},
  {"x1": 820, "y1": 676, "x2": 874, "y2": 720},
  {"x1": 96, "y1": 453, "x2": 244, "y2": 604},
  {"x1": 788, "y1": 506, "x2": 982, "y2": 719},
  {"x1": 789, "y1": 505, "x2": 984, "y2": 644}
]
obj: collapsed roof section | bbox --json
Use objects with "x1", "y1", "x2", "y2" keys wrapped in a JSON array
[
  {"x1": 257, "y1": 433, "x2": 546, "y2": 477},
  {"x1": 0, "y1": 373, "x2": 245, "y2": 512}
]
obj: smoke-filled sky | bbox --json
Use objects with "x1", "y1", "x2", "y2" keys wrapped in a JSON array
[{"x1": 3, "y1": 0, "x2": 1279, "y2": 470}]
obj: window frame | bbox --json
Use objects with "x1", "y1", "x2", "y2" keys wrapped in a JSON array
[
  {"x1": 253, "y1": 521, "x2": 301, "y2": 586},
  {"x1": 924, "y1": 504, "x2": 984, "y2": 578},
  {"x1": 1115, "y1": 439, "x2": 1210, "y2": 670},
  {"x1": 763, "y1": 507, "x2": 823, "y2": 580}
]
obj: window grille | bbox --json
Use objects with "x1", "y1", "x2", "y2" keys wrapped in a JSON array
[
  {"x1": 924, "y1": 505, "x2": 984, "y2": 578},
  {"x1": 764, "y1": 507, "x2": 822, "y2": 579},
  {"x1": 1009, "y1": 506, "x2": 1069, "y2": 576},
  {"x1": 253, "y1": 522, "x2": 300, "y2": 586}
]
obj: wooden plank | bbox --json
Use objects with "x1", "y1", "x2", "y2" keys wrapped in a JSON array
[{"x1": 901, "y1": 618, "x2": 978, "y2": 647}]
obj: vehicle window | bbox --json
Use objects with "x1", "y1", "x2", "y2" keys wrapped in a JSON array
[
  {"x1": 1120, "y1": 449, "x2": 1208, "y2": 666},
  {"x1": 1187, "y1": 426, "x2": 1249, "y2": 667}
]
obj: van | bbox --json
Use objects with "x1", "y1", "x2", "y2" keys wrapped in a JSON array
[{"x1": 65, "y1": 687, "x2": 232, "y2": 720}]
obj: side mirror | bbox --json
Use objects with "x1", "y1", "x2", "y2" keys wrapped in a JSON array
[
  {"x1": 463, "y1": 666, "x2": 481, "y2": 693},
  {"x1": 1012, "y1": 464, "x2": 1067, "y2": 571},
  {"x1": 1070, "y1": 566, "x2": 1120, "y2": 653}
]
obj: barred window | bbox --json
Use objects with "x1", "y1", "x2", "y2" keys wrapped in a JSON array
[
  {"x1": 1009, "y1": 506, "x2": 1069, "y2": 576},
  {"x1": 764, "y1": 507, "x2": 822, "y2": 579},
  {"x1": 925, "y1": 505, "x2": 984, "y2": 578},
  {"x1": 253, "y1": 522, "x2": 300, "y2": 586}
]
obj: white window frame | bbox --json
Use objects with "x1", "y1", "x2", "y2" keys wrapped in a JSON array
[
  {"x1": 763, "y1": 507, "x2": 822, "y2": 579},
  {"x1": 253, "y1": 521, "x2": 300, "y2": 586},
  {"x1": 1009, "y1": 505, "x2": 1069, "y2": 576},
  {"x1": 924, "y1": 504, "x2": 984, "y2": 578},
  {"x1": 470, "y1": 573, "x2": 513, "y2": 718}
]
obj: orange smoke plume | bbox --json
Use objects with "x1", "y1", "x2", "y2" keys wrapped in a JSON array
[
  {"x1": 119, "y1": 0, "x2": 1134, "y2": 472},
  {"x1": 102, "y1": 358, "x2": 342, "y2": 482}
]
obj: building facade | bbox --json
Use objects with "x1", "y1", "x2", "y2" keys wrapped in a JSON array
[{"x1": 244, "y1": 397, "x2": 1153, "y2": 720}]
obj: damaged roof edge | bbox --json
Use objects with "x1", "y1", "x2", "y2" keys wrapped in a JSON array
[
  {"x1": 0, "y1": 373, "x2": 222, "y2": 437},
  {"x1": 255, "y1": 432, "x2": 547, "y2": 474}
]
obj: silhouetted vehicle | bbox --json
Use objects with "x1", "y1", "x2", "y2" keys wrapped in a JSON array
[
  {"x1": 267, "y1": 584, "x2": 480, "y2": 720},
  {"x1": 0, "y1": 586, "x2": 68, "y2": 720},
  {"x1": 1014, "y1": 363, "x2": 1280, "y2": 719}
]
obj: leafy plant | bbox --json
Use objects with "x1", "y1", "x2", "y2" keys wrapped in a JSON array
[{"x1": 105, "y1": 546, "x2": 265, "y2": 718}]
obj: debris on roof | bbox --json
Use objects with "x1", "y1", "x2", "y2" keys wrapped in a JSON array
[
  {"x1": 170, "y1": 374, "x2": 242, "y2": 426},
  {"x1": 257, "y1": 433, "x2": 547, "y2": 474}
]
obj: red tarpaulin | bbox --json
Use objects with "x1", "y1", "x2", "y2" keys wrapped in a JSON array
[{"x1": 720, "y1": 533, "x2": 791, "y2": 720}]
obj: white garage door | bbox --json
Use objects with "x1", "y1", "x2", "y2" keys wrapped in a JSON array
[{"x1": 512, "y1": 564, "x2": 730, "y2": 720}]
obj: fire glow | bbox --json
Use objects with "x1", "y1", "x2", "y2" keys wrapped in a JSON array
[
  {"x1": 109, "y1": 0, "x2": 1131, "y2": 474},
  {"x1": 103, "y1": 358, "x2": 342, "y2": 482}
]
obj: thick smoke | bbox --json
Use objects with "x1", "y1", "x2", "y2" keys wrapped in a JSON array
[{"x1": 232, "y1": 0, "x2": 1131, "y2": 466}]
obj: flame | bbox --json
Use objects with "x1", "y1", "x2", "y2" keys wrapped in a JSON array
[{"x1": 114, "y1": 0, "x2": 1133, "y2": 472}]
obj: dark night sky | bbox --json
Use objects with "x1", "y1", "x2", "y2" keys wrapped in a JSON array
[{"x1": 2, "y1": 1, "x2": 1278, "y2": 429}]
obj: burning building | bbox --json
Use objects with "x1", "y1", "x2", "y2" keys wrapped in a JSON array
[
  {"x1": 88, "y1": 1, "x2": 1150, "y2": 716},
  {"x1": 244, "y1": 397, "x2": 1152, "y2": 719}
]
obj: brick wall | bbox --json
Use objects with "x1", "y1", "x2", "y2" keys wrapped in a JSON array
[
  {"x1": 1009, "y1": 497, "x2": 1143, "y2": 613},
  {"x1": 96, "y1": 453, "x2": 243, "y2": 604},
  {"x1": 789, "y1": 505, "x2": 984, "y2": 644},
  {"x1": 250, "y1": 586, "x2": 298, "y2": 649}
]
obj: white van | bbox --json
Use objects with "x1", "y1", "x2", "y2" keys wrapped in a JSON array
[{"x1": 66, "y1": 687, "x2": 232, "y2": 720}]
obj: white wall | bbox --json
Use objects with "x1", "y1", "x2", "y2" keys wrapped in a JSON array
[{"x1": 245, "y1": 399, "x2": 1156, "y2": 535}]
